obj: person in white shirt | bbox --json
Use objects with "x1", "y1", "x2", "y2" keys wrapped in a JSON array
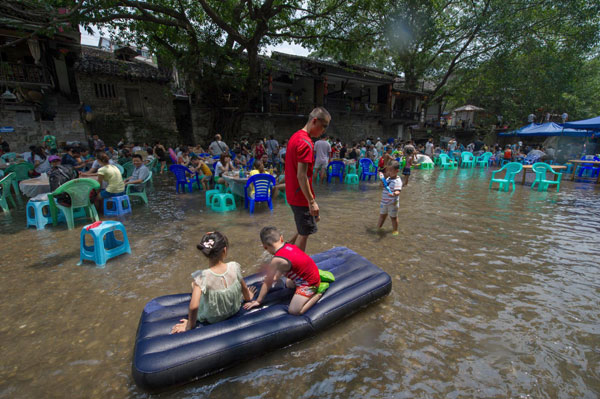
[
  {"x1": 313, "y1": 135, "x2": 331, "y2": 184},
  {"x1": 375, "y1": 138, "x2": 384, "y2": 154},
  {"x1": 425, "y1": 138, "x2": 434, "y2": 157},
  {"x1": 527, "y1": 113, "x2": 535, "y2": 123},
  {"x1": 209, "y1": 134, "x2": 229, "y2": 156}
]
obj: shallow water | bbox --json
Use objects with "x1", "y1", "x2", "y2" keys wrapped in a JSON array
[{"x1": 1, "y1": 168, "x2": 599, "y2": 398}]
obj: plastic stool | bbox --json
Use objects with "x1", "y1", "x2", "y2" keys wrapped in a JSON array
[
  {"x1": 214, "y1": 184, "x2": 226, "y2": 193},
  {"x1": 420, "y1": 163, "x2": 434, "y2": 169},
  {"x1": 26, "y1": 200, "x2": 54, "y2": 230},
  {"x1": 103, "y1": 195, "x2": 132, "y2": 217},
  {"x1": 210, "y1": 193, "x2": 236, "y2": 212},
  {"x1": 205, "y1": 189, "x2": 221, "y2": 205},
  {"x1": 79, "y1": 221, "x2": 131, "y2": 267},
  {"x1": 344, "y1": 174, "x2": 359, "y2": 184}
]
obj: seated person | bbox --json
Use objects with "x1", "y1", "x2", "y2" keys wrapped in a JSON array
[
  {"x1": 233, "y1": 148, "x2": 247, "y2": 169},
  {"x1": 94, "y1": 153, "x2": 125, "y2": 213},
  {"x1": 80, "y1": 150, "x2": 117, "y2": 176},
  {"x1": 124, "y1": 154, "x2": 150, "y2": 192},
  {"x1": 244, "y1": 226, "x2": 325, "y2": 315},
  {"x1": 61, "y1": 147, "x2": 86, "y2": 172},
  {"x1": 48, "y1": 155, "x2": 78, "y2": 206},
  {"x1": 188, "y1": 156, "x2": 211, "y2": 190},
  {"x1": 118, "y1": 149, "x2": 132, "y2": 166},
  {"x1": 178, "y1": 146, "x2": 191, "y2": 166},
  {"x1": 214, "y1": 153, "x2": 236, "y2": 185}
]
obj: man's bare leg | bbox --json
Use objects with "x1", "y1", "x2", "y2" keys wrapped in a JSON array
[{"x1": 296, "y1": 234, "x2": 309, "y2": 252}]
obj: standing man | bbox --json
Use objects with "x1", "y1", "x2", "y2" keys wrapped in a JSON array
[
  {"x1": 92, "y1": 135, "x2": 105, "y2": 151},
  {"x1": 425, "y1": 138, "x2": 434, "y2": 157},
  {"x1": 285, "y1": 107, "x2": 331, "y2": 252},
  {"x1": 266, "y1": 135, "x2": 279, "y2": 165},
  {"x1": 313, "y1": 134, "x2": 331, "y2": 184},
  {"x1": 209, "y1": 134, "x2": 229, "y2": 156},
  {"x1": 43, "y1": 130, "x2": 57, "y2": 154}
]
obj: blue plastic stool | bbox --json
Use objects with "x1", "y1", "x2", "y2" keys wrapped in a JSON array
[
  {"x1": 205, "y1": 189, "x2": 221, "y2": 206},
  {"x1": 26, "y1": 200, "x2": 55, "y2": 230},
  {"x1": 79, "y1": 221, "x2": 131, "y2": 267},
  {"x1": 210, "y1": 193, "x2": 236, "y2": 212},
  {"x1": 103, "y1": 195, "x2": 132, "y2": 217},
  {"x1": 344, "y1": 174, "x2": 359, "y2": 184}
]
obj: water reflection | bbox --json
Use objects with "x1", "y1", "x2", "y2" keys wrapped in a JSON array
[{"x1": 0, "y1": 169, "x2": 599, "y2": 398}]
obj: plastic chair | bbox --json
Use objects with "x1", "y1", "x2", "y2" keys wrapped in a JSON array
[
  {"x1": 103, "y1": 195, "x2": 132, "y2": 216},
  {"x1": 419, "y1": 162, "x2": 434, "y2": 169},
  {"x1": 346, "y1": 164, "x2": 357, "y2": 175},
  {"x1": 576, "y1": 155, "x2": 600, "y2": 178},
  {"x1": 531, "y1": 162, "x2": 562, "y2": 192},
  {"x1": 210, "y1": 193, "x2": 236, "y2": 212},
  {"x1": 475, "y1": 152, "x2": 492, "y2": 168},
  {"x1": 126, "y1": 171, "x2": 152, "y2": 204},
  {"x1": 460, "y1": 152, "x2": 475, "y2": 168},
  {"x1": 79, "y1": 221, "x2": 131, "y2": 267},
  {"x1": 5, "y1": 162, "x2": 34, "y2": 202},
  {"x1": 359, "y1": 158, "x2": 377, "y2": 181},
  {"x1": 48, "y1": 178, "x2": 100, "y2": 229},
  {"x1": 244, "y1": 173, "x2": 276, "y2": 214},
  {"x1": 489, "y1": 162, "x2": 523, "y2": 192},
  {"x1": 114, "y1": 163, "x2": 125, "y2": 176},
  {"x1": 0, "y1": 172, "x2": 16, "y2": 212},
  {"x1": 169, "y1": 164, "x2": 200, "y2": 193},
  {"x1": 122, "y1": 161, "x2": 135, "y2": 178},
  {"x1": 1, "y1": 152, "x2": 17, "y2": 161},
  {"x1": 439, "y1": 154, "x2": 457, "y2": 169},
  {"x1": 327, "y1": 161, "x2": 345, "y2": 183}
]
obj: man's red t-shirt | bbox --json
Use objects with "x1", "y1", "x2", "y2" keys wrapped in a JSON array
[{"x1": 285, "y1": 129, "x2": 315, "y2": 207}]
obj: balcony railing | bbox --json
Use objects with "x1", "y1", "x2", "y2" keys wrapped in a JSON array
[{"x1": 0, "y1": 63, "x2": 50, "y2": 85}]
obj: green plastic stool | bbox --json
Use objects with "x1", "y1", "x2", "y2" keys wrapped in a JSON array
[
  {"x1": 210, "y1": 193, "x2": 236, "y2": 212},
  {"x1": 420, "y1": 163, "x2": 434, "y2": 169},
  {"x1": 214, "y1": 184, "x2": 226, "y2": 193},
  {"x1": 205, "y1": 189, "x2": 221, "y2": 205},
  {"x1": 344, "y1": 174, "x2": 359, "y2": 184}
]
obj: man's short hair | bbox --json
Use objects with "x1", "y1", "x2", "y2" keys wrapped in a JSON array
[
  {"x1": 132, "y1": 154, "x2": 143, "y2": 160},
  {"x1": 308, "y1": 107, "x2": 331, "y2": 123},
  {"x1": 260, "y1": 226, "x2": 281, "y2": 245}
]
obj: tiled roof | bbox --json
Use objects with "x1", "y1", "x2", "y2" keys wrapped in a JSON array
[{"x1": 75, "y1": 47, "x2": 170, "y2": 82}]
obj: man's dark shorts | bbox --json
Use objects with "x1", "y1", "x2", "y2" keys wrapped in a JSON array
[{"x1": 290, "y1": 205, "x2": 318, "y2": 236}]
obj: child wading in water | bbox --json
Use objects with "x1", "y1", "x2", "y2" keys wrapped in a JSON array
[
  {"x1": 244, "y1": 226, "x2": 330, "y2": 315},
  {"x1": 377, "y1": 160, "x2": 403, "y2": 236},
  {"x1": 171, "y1": 232, "x2": 255, "y2": 333},
  {"x1": 402, "y1": 145, "x2": 419, "y2": 186}
]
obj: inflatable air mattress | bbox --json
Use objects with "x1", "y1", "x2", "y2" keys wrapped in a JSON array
[{"x1": 132, "y1": 247, "x2": 392, "y2": 390}]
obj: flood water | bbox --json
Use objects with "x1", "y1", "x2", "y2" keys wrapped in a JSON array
[{"x1": 1, "y1": 168, "x2": 599, "y2": 398}]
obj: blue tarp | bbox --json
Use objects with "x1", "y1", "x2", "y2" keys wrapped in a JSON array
[
  {"x1": 564, "y1": 116, "x2": 600, "y2": 130},
  {"x1": 498, "y1": 122, "x2": 594, "y2": 137}
]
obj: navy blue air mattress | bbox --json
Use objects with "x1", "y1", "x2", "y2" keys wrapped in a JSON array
[{"x1": 132, "y1": 246, "x2": 392, "y2": 391}]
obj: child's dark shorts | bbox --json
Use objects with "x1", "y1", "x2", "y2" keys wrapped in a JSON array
[{"x1": 402, "y1": 167, "x2": 411, "y2": 176}]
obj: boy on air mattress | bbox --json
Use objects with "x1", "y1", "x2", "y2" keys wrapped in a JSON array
[{"x1": 244, "y1": 226, "x2": 332, "y2": 315}]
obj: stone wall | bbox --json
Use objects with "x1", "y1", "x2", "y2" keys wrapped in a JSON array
[
  {"x1": 76, "y1": 74, "x2": 177, "y2": 146},
  {"x1": 0, "y1": 99, "x2": 85, "y2": 153}
]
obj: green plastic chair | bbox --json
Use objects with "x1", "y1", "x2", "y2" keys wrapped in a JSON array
[
  {"x1": 439, "y1": 154, "x2": 457, "y2": 169},
  {"x1": 147, "y1": 158, "x2": 158, "y2": 173},
  {"x1": 48, "y1": 178, "x2": 100, "y2": 229},
  {"x1": 0, "y1": 173, "x2": 16, "y2": 212},
  {"x1": 122, "y1": 161, "x2": 134, "y2": 178},
  {"x1": 114, "y1": 163, "x2": 125, "y2": 176},
  {"x1": 5, "y1": 162, "x2": 34, "y2": 203},
  {"x1": 419, "y1": 162, "x2": 434, "y2": 169},
  {"x1": 531, "y1": 162, "x2": 562, "y2": 192},
  {"x1": 460, "y1": 152, "x2": 475, "y2": 168},
  {"x1": 475, "y1": 152, "x2": 493, "y2": 168},
  {"x1": 489, "y1": 162, "x2": 523, "y2": 192},
  {"x1": 126, "y1": 171, "x2": 152, "y2": 204}
]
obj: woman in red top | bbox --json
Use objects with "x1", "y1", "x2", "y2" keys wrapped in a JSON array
[{"x1": 253, "y1": 140, "x2": 266, "y2": 160}]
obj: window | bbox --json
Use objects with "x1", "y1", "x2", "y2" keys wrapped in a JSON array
[{"x1": 94, "y1": 82, "x2": 116, "y2": 98}]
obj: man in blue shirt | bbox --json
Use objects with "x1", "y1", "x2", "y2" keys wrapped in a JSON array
[{"x1": 124, "y1": 154, "x2": 149, "y2": 192}]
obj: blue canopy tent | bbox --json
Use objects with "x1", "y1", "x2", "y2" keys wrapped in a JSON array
[
  {"x1": 499, "y1": 122, "x2": 593, "y2": 137},
  {"x1": 564, "y1": 116, "x2": 600, "y2": 131}
]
